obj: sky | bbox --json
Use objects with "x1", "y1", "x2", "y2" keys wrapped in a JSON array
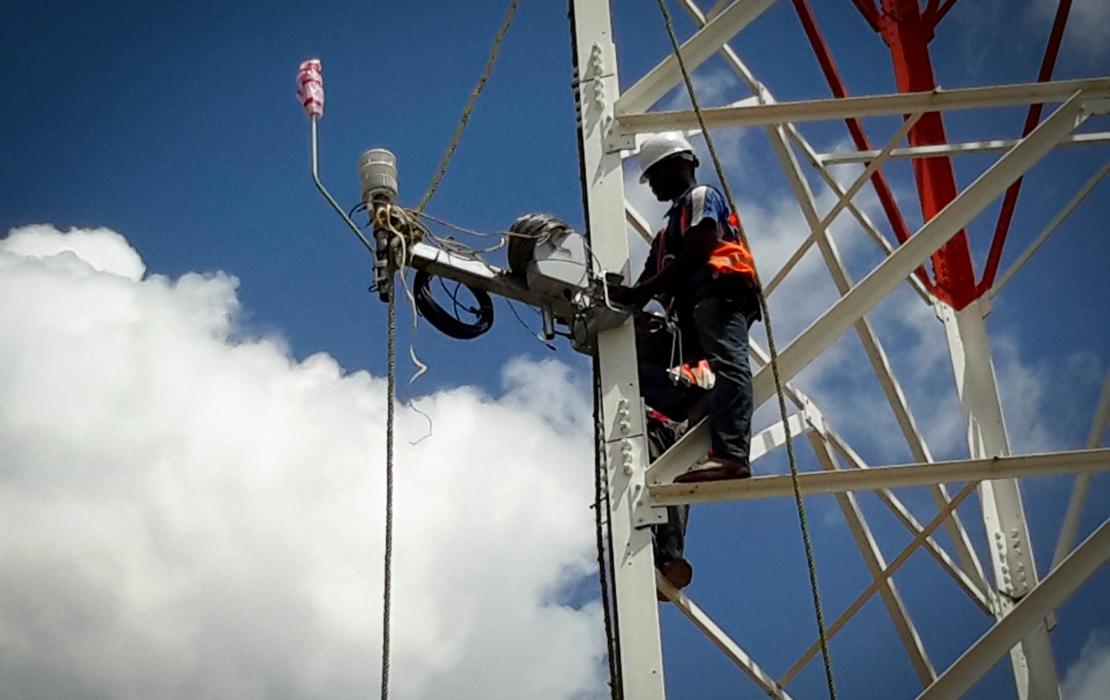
[{"x1": 1, "y1": 1, "x2": 1107, "y2": 698}]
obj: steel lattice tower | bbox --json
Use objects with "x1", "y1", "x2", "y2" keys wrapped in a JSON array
[{"x1": 569, "y1": 1, "x2": 1109, "y2": 698}]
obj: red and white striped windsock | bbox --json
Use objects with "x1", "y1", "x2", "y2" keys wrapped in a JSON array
[{"x1": 297, "y1": 59, "x2": 324, "y2": 118}]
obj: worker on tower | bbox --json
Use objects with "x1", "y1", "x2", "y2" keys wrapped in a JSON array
[{"x1": 610, "y1": 132, "x2": 760, "y2": 483}]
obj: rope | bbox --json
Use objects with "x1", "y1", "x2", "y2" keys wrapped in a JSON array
[
  {"x1": 375, "y1": 205, "x2": 430, "y2": 383},
  {"x1": 380, "y1": 284, "x2": 397, "y2": 700},
  {"x1": 416, "y1": 0, "x2": 521, "y2": 213},
  {"x1": 379, "y1": 6, "x2": 520, "y2": 694},
  {"x1": 653, "y1": 2, "x2": 838, "y2": 697}
]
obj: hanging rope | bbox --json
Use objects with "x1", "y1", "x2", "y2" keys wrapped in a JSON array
[
  {"x1": 379, "y1": 5, "x2": 520, "y2": 698},
  {"x1": 380, "y1": 285, "x2": 397, "y2": 700},
  {"x1": 653, "y1": 1, "x2": 838, "y2": 697},
  {"x1": 416, "y1": 0, "x2": 521, "y2": 213}
]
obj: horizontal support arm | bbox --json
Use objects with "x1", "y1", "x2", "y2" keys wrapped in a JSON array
[
  {"x1": 408, "y1": 241, "x2": 547, "y2": 308},
  {"x1": 647, "y1": 412, "x2": 809, "y2": 485},
  {"x1": 816, "y1": 132, "x2": 1110, "y2": 165},
  {"x1": 616, "y1": 77, "x2": 1109, "y2": 132},
  {"x1": 650, "y1": 449, "x2": 1110, "y2": 506}
]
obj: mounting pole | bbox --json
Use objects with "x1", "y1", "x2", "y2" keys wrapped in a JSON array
[
  {"x1": 361, "y1": 148, "x2": 400, "y2": 301},
  {"x1": 570, "y1": 1, "x2": 667, "y2": 697}
]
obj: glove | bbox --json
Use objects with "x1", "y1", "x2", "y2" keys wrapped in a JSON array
[
  {"x1": 607, "y1": 283, "x2": 648, "y2": 308},
  {"x1": 668, "y1": 360, "x2": 715, "y2": 390}
]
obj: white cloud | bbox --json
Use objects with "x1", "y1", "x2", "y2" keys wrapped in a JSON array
[
  {"x1": 1062, "y1": 629, "x2": 1110, "y2": 700},
  {"x1": 0, "y1": 225, "x2": 605, "y2": 699},
  {"x1": 2, "y1": 223, "x2": 146, "y2": 280}
]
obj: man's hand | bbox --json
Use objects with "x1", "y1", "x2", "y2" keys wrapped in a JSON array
[{"x1": 607, "y1": 283, "x2": 649, "y2": 308}]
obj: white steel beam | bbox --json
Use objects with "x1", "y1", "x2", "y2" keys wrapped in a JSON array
[
  {"x1": 917, "y1": 522, "x2": 1110, "y2": 700},
  {"x1": 802, "y1": 178, "x2": 989, "y2": 597},
  {"x1": 625, "y1": 201, "x2": 656, "y2": 244},
  {"x1": 1051, "y1": 375, "x2": 1110, "y2": 569},
  {"x1": 409, "y1": 241, "x2": 542, "y2": 307},
  {"x1": 780, "y1": 480, "x2": 981, "y2": 686},
  {"x1": 616, "y1": 77, "x2": 1110, "y2": 132},
  {"x1": 748, "y1": 345, "x2": 992, "y2": 611},
  {"x1": 748, "y1": 93, "x2": 1086, "y2": 415},
  {"x1": 615, "y1": 0, "x2": 776, "y2": 115},
  {"x1": 762, "y1": 116, "x2": 930, "y2": 457},
  {"x1": 938, "y1": 296, "x2": 1059, "y2": 699},
  {"x1": 763, "y1": 112, "x2": 923, "y2": 297},
  {"x1": 657, "y1": 573, "x2": 793, "y2": 699},
  {"x1": 650, "y1": 449, "x2": 1110, "y2": 505},
  {"x1": 648, "y1": 93, "x2": 1088, "y2": 484},
  {"x1": 809, "y1": 436, "x2": 936, "y2": 685},
  {"x1": 813, "y1": 409, "x2": 993, "y2": 613},
  {"x1": 646, "y1": 411, "x2": 809, "y2": 485},
  {"x1": 571, "y1": 2, "x2": 666, "y2": 698},
  {"x1": 989, "y1": 163, "x2": 1108, "y2": 299},
  {"x1": 786, "y1": 123, "x2": 934, "y2": 305},
  {"x1": 816, "y1": 132, "x2": 1110, "y2": 164},
  {"x1": 753, "y1": 95, "x2": 989, "y2": 595}
]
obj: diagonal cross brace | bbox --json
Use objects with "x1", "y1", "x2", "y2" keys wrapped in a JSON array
[{"x1": 616, "y1": 0, "x2": 777, "y2": 115}]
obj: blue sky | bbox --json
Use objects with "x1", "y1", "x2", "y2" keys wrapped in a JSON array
[{"x1": 2, "y1": 1, "x2": 1107, "y2": 698}]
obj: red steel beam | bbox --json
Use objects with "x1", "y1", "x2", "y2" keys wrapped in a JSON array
[
  {"x1": 792, "y1": 0, "x2": 936, "y2": 296},
  {"x1": 878, "y1": 0, "x2": 977, "y2": 308},
  {"x1": 978, "y1": 0, "x2": 1073, "y2": 295}
]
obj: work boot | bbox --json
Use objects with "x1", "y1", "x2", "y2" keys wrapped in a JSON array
[
  {"x1": 673, "y1": 455, "x2": 750, "y2": 483},
  {"x1": 656, "y1": 557, "x2": 694, "y2": 601}
]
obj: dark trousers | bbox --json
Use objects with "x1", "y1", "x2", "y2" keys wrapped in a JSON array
[
  {"x1": 646, "y1": 413, "x2": 690, "y2": 563},
  {"x1": 690, "y1": 295, "x2": 753, "y2": 462},
  {"x1": 635, "y1": 293, "x2": 755, "y2": 562}
]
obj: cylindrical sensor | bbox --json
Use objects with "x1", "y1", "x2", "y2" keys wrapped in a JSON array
[{"x1": 359, "y1": 148, "x2": 398, "y2": 205}]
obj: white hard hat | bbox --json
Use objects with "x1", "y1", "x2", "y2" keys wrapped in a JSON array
[{"x1": 638, "y1": 131, "x2": 697, "y2": 183}]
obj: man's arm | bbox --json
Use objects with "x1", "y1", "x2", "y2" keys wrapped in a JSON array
[{"x1": 609, "y1": 219, "x2": 717, "y2": 308}]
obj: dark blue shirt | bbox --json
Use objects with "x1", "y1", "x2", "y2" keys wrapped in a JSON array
[{"x1": 641, "y1": 184, "x2": 736, "y2": 303}]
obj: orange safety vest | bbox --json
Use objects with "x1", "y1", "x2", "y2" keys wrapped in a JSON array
[
  {"x1": 655, "y1": 194, "x2": 758, "y2": 303},
  {"x1": 708, "y1": 212, "x2": 757, "y2": 281}
]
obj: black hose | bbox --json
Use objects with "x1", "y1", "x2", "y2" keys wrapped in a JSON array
[{"x1": 413, "y1": 270, "x2": 494, "y2": 340}]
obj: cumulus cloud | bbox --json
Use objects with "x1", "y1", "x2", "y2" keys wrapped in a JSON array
[
  {"x1": 0, "y1": 225, "x2": 605, "y2": 699},
  {"x1": 1062, "y1": 629, "x2": 1110, "y2": 700},
  {"x1": 2, "y1": 223, "x2": 146, "y2": 280}
]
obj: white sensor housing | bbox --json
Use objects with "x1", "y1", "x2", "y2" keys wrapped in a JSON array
[{"x1": 360, "y1": 148, "x2": 398, "y2": 205}]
